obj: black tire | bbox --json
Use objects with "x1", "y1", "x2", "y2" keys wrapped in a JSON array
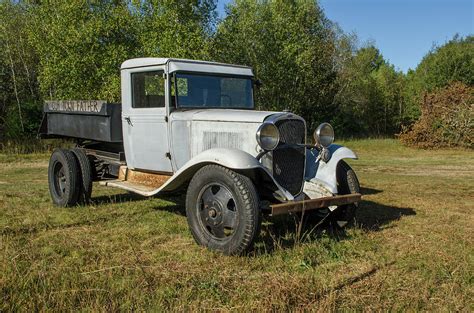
[
  {"x1": 330, "y1": 160, "x2": 360, "y2": 228},
  {"x1": 48, "y1": 149, "x2": 81, "y2": 207},
  {"x1": 71, "y1": 148, "x2": 93, "y2": 204},
  {"x1": 186, "y1": 165, "x2": 261, "y2": 255}
]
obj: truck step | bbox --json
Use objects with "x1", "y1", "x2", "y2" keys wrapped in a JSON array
[
  {"x1": 99, "y1": 166, "x2": 172, "y2": 196},
  {"x1": 99, "y1": 180, "x2": 158, "y2": 196}
]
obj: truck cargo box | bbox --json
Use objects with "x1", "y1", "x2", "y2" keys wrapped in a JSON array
[{"x1": 40, "y1": 100, "x2": 123, "y2": 142}]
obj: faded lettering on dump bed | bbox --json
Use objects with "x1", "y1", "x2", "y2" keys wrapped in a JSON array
[{"x1": 45, "y1": 100, "x2": 106, "y2": 113}]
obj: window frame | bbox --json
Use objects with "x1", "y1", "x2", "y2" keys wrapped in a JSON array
[
  {"x1": 171, "y1": 71, "x2": 255, "y2": 110},
  {"x1": 131, "y1": 70, "x2": 166, "y2": 109}
]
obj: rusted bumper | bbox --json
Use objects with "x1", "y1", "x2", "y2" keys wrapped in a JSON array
[{"x1": 270, "y1": 193, "x2": 362, "y2": 216}]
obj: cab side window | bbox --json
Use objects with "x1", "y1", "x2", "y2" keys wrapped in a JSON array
[{"x1": 132, "y1": 71, "x2": 165, "y2": 108}]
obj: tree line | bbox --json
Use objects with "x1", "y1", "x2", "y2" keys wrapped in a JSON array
[{"x1": 0, "y1": 0, "x2": 472, "y2": 143}]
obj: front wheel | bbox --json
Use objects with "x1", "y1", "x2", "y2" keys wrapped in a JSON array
[
  {"x1": 186, "y1": 165, "x2": 261, "y2": 255},
  {"x1": 330, "y1": 160, "x2": 360, "y2": 228}
]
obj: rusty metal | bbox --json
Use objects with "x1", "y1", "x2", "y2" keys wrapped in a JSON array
[
  {"x1": 118, "y1": 166, "x2": 171, "y2": 189},
  {"x1": 270, "y1": 193, "x2": 362, "y2": 216}
]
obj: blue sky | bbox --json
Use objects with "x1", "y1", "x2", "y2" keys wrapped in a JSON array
[{"x1": 217, "y1": 0, "x2": 473, "y2": 72}]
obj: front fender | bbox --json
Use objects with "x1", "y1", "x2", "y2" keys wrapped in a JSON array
[
  {"x1": 160, "y1": 148, "x2": 294, "y2": 200},
  {"x1": 304, "y1": 144, "x2": 357, "y2": 195}
]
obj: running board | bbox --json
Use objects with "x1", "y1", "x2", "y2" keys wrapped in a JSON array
[
  {"x1": 270, "y1": 193, "x2": 362, "y2": 216},
  {"x1": 99, "y1": 180, "x2": 157, "y2": 196},
  {"x1": 99, "y1": 166, "x2": 172, "y2": 196}
]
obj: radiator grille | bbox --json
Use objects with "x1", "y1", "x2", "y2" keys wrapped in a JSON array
[{"x1": 273, "y1": 119, "x2": 306, "y2": 195}]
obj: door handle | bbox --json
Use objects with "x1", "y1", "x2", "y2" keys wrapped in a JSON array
[{"x1": 125, "y1": 116, "x2": 132, "y2": 126}]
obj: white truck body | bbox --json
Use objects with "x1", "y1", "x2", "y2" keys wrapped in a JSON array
[{"x1": 43, "y1": 57, "x2": 361, "y2": 255}]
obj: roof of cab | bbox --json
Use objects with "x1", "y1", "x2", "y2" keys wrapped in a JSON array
[
  {"x1": 120, "y1": 58, "x2": 254, "y2": 76},
  {"x1": 121, "y1": 58, "x2": 168, "y2": 69}
]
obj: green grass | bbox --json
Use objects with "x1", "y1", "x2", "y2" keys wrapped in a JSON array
[{"x1": 1, "y1": 139, "x2": 473, "y2": 311}]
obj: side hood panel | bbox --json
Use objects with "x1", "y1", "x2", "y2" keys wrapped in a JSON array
[
  {"x1": 191, "y1": 121, "x2": 260, "y2": 158},
  {"x1": 169, "y1": 109, "x2": 283, "y2": 171}
]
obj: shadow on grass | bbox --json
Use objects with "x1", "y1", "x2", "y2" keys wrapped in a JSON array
[
  {"x1": 91, "y1": 192, "x2": 186, "y2": 215},
  {"x1": 254, "y1": 199, "x2": 416, "y2": 255},
  {"x1": 90, "y1": 190, "x2": 416, "y2": 256},
  {"x1": 359, "y1": 187, "x2": 383, "y2": 195},
  {"x1": 91, "y1": 193, "x2": 147, "y2": 205},
  {"x1": 356, "y1": 200, "x2": 416, "y2": 231}
]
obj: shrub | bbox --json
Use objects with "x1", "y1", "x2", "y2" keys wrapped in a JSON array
[{"x1": 399, "y1": 82, "x2": 473, "y2": 149}]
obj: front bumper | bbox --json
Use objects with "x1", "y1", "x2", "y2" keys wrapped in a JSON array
[{"x1": 270, "y1": 193, "x2": 362, "y2": 216}]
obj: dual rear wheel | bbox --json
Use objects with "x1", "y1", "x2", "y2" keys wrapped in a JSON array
[{"x1": 48, "y1": 148, "x2": 92, "y2": 207}]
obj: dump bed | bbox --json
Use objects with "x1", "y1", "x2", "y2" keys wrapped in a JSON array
[{"x1": 39, "y1": 100, "x2": 123, "y2": 142}]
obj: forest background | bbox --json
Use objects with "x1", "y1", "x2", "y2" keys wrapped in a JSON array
[{"x1": 0, "y1": 0, "x2": 472, "y2": 148}]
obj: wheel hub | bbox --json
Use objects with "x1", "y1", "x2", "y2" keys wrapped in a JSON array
[
  {"x1": 198, "y1": 183, "x2": 238, "y2": 239},
  {"x1": 53, "y1": 162, "x2": 66, "y2": 196},
  {"x1": 205, "y1": 201, "x2": 223, "y2": 225},
  {"x1": 209, "y1": 208, "x2": 217, "y2": 218}
]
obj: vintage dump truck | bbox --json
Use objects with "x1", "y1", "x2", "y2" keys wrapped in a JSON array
[{"x1": 40, "y1": 58, "x2": 361, "y2": 255}]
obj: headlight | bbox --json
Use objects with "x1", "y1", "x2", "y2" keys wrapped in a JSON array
[
  {"x1": 256, "y1": 123, "x2": 280, "y2": 151},
  {"x1": 313, "y1": 123, "x2": 334, "y2": 148}
]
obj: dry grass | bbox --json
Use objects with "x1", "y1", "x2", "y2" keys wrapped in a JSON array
[{"x1": 0, "y1": 139, "x2": 473, "y2": 311}]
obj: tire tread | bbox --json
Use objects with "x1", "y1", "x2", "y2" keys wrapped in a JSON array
[{"x1": 71, "y1": 148, "x2": 93, "y2": 204}]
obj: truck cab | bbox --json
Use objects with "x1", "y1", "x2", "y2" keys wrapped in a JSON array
[
  {"x1": 120, "y1": 58, "x2": 257, "y2": 173},
  {"x1": 41, "y1": 58, "x2": 361, "y2": 255}
]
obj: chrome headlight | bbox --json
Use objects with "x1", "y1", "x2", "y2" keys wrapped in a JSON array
[
  {"x1": 313, "y1": 123, "x2": 334, "y2": 148},
  {"x1": 256, "y1": 123, "x2": 280, "y2": 151}
]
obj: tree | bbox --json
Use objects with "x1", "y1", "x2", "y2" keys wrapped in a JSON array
[
  {"x1": 332, "y1": 45, "x2": 406, "y2": 136},
  {"x1": 27, "y1": 0, "x2": 217, "y2": 102},
  {"x1": 137, "y1": 0, "x2": 217, "y2": 59},
  {"x1": 1, "y1": 0, "x2": 218, "y2": 139},
  {"x1": 27, "y1": 1, "x2": 142, "y2": 102},
  {"x1": 0, "y1": 0, "x2": 40, "y2": 139},
  {"x1": 211, "y1": 0, "x2": 339, "y2": 131},
  {"x1": 404, "y1": 35, "x2": 474, "y2": 123}
]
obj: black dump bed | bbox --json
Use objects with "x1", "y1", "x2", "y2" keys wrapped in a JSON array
[{"x1": 39, "y1": 100, "x2": 123, "y2": 143}]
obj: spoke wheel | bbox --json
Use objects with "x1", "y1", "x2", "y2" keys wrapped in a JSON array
[{"x1": 186, "y1": 165, "x2": 261, "y2": 255}]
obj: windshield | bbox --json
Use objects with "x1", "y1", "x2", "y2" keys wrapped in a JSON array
[{"x1": 174, "y1": 73, "x2": 254, "y2": 109}]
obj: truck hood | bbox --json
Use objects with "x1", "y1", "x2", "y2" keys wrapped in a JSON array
[
  {"x1": 171, "y1": 109, "x2": 280, "y2": 123},
  {"x1": 169, "y1": 108, "x2": 305, "y2": 171}
]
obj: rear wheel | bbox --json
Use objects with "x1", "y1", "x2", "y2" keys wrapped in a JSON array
[
  {"x1": 71, "y1": 148, "x2": 93, "y2": 204},
  {"x1": 48, "y1": 149, "x2": 81, "y2": 207},
  {"x1": 330, "y1": 161, "x2": 360, "y2": 228},
  {"x1": 186, "y1": 165, "x2": 261, "y2": 255}
]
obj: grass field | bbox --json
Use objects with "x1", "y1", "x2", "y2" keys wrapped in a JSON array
[{"x1": 1, "y1": 139, "x2": 473, "y2": 311}]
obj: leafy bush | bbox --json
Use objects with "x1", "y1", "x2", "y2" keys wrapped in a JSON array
[
  {"x1": 403, "y1": 35, "x2": 473, "y2": 124},
  {"x1": 399, "y1": 82, "x2": 473, "y2": 148}
]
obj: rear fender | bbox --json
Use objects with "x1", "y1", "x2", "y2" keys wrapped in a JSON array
[{"x1": 304, "y1": 144, "x2": 357, "y2": 195}]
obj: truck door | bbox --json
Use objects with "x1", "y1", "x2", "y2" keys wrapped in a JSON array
[{"x1": 122, "y1": 69, "x2": 172, "y2": 173}]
